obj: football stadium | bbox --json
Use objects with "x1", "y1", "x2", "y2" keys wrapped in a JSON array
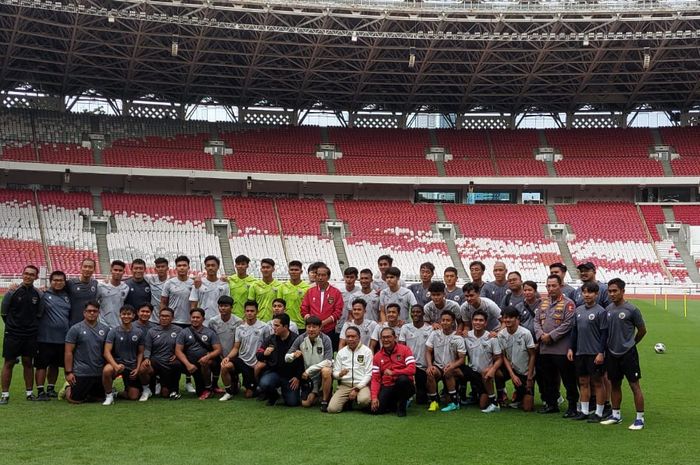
[{"x1": 1, "y1": 0, "x2": 700, "y2": 463}]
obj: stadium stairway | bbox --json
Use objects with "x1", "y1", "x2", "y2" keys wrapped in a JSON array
[
  {"x1": 661, "y1": 206, "x2": 700, "y2": 282},
  {"x1": 325, "y1": 200, "x2": 349, "y2": 269},
  {"x1": 546, "y1": 205, "x2": 579, "y2": 280},
  {"x1": 635, "y1": 205, "x2": 673, "y2": 282},
  {"x1": 486, "y1": 132, "x2": 500, "y2": 176},
  {"x1": 212, "y1": 221, "x2": 234, "y2": 274},
  {"x1": 32, "y1": 190, "x2": 52, "y2": 271},
  {"x1": 326, "y1": 158, "x2": 337, "y2": 175},
  {"x1": 650, "y1": 128, "x2": 674, "y2": 176},
  {"x1": 93, "y1": 220, "x2": 111, "y2": 273},
  {"x1": 434, "y1": 204, "x2": 468, "y2": 280}
]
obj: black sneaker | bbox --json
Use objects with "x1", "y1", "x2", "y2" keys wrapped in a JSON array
[
  {"x1": 0, "y1": 396, "x2": 8, "y2": 405},
  {"x1": 587, "y1": 413, "x2": 604, "y2": 423},
  {"x1": 36, "y1": 392, "x2": 50, "y2": 402},
  {"x1": 562, "y1": 409, "x2": 578, "y2": 419},
  {"x1": 169, "y1": 392, "x2": 181, "y2": 401},
  {"x1": 320, "y1": 401, "x2": 329, "y2": 413},
  {"x1": 300, "y1": 379, "x2": 313, "y2": 401},
  {"x1": 397, "y1": 401, "x2": 408, "y2": 417},
  {"x1": 571, "y1": 412, "x2": 588, "y2": 421},
  {"x1": 538, "y1": 405, "x2": 560, "y2": 414},
  {"x1": 47, "y1": 389, "x2": 58, "y2": 398},
  {"x1": 26, "y1": 393, "x2": 37, "y2": 401}
]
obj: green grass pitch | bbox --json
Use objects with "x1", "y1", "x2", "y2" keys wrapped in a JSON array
[{"x1": 0, "y1": 298, "x2": 699, "y2": 465}]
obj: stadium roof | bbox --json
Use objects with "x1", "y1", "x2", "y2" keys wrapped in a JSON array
[{"x1": 1, "y1": 0, "x2": 700, "y2": 114}]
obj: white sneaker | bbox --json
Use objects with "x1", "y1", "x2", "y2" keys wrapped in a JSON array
[
  {"x1": 155, "y1": 383, "x2": 161, "y2": 396},
  {"x1": 557, "y1": 396, "x2": 565, "y2": 406},
  {"x1": 481, "y1": 404, "x2": 500, "y2": 413},
  {"x1": 185, "y1": 382, "x2": 196, "y2": 394},
  {"x1": 102, "y1": 394, "x2": 115, "y2": 406},
  {"x1": 139, "y1": 389, "x2": 152, "y2": 402},
  {"x1": 219, "y1": 392, "x2": 233, "y2": 402}
]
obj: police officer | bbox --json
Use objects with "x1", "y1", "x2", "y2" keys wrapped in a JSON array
[{"x1": 535, "y1": 274, "x2": 579, "y2": 417}]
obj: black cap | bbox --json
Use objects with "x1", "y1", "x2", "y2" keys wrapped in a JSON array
[{"x1": 577, "y1": 262, "x2": 596, "y2": 271}]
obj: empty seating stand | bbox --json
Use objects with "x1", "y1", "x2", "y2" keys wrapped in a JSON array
[{"x1": 660, "y1": 127, "x2": 700, "y2": 176}]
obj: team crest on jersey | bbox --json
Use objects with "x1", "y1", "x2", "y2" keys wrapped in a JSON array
[
  {"x1": 98, "y1": 330, "x2": 105, "y2": 336},
  {"x1": 64, "y1": 296, "x2": 69, "y2": 303},
  {"x1": 32, "y1": 297, "x2": 38, "y2": 304},
  {"x1": 201, "y1": 335, "x2": 209, "y2": 342},
  {"x1": 171, "y1": 332, "x2": 177, "y2": 338},
  {"x1": 328, "y1": 297, "x2": 335, "y2": 304},
  {"x1": 131, "y1": 335, "x2": 138, "y2": 341},
  {"x1": 357, "y1": 355, "x2": 364, "y2": 363},
  {"x1": 396, "y1": 354, "x2": 402, "y2": 361},
  {"x1": 588, "y1": 313, "x2": 596, "y2": 320},
  {"x1": 316, "y1": 346, "x2": 323, "y2": 354},
  {"x1": 119, "y1": 337, "x2": 124, "y2": 341},
  {"x1": 618, "y1": 313, "x2": 626, "y2": 319},
  {"x1": 91, "y1": 286, "x2": 96, "y2": 292}
]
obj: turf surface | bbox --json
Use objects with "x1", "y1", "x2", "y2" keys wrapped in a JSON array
[{"x1": 0, "y1": 298, "x2": 698, "y2": 465}]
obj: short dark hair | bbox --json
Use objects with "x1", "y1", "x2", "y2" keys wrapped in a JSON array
[
  {"x1": 420, "y1": 262, "x2": 435, "y2": 273},
  {"x1": 273, "y1": 313, "x2": 290, "y2": 328},
  {"x1": 607, "y1": 278, "x2": 626, "y2": 290},
  {"x1": 235, "y1": 255, "x2": 250, "y2": 265},
  {"x1": 175, "y1": 255, "x2": 190, "y2": 265},
  {"x1": 49, "y1": 270, "x2": 66, "y2": 281},
  {"x1": 261, "y1": 258, "x2": 275, "y2": 267},
  {"x1": 190, "y1": 307, "x2": 205, "y2": 317},
  {"x1": 581, "y1": 281, "x2": 600, "y2": 293},
  {"x1": 380, "y1": 327, "x2": 396, "y2": 338},
  {"x1": 345, "y1": 326, "x2": 361, "y2": 337},
  {"x1": 218, "y1": 295, "x2": 234, "y2": 306},
  {"x1": 288, "y1": 260, "x2": 302, "y2": 269},
  {"x1": 344, "y1": 267, "x2": 359, "y2": 278},
  {"x1": 272, "y1": 298, "x2": 286, "y2": 308},
  {"x1": 111, "y1": 260, "x2": 126, "y2": 269},
  {"x1": 154, "y1": 257, "x2": 168, "y2": 266},
  {"x1": 462, "y1": 282, "x2": 480, "y2": 294},
  {"x1": 308, "y1": 261, "x2": 324, "y2": 272},
  {"x1": 411, "y1": 304, "x2": 424, "y2": 314},
  {"x1": 428, "y1": 281, "x2": 446, "y2": 294},
  {"x1": 204, "y1": 255, "x2": 220, "y2": 266},
  {"x1": 138, "y1": 303, "x2": 154, "y2": 312},
  {"x1": 385, "y1": 267, "x2": 401, "y2": 278},
  {"x1": 84, "y1": 300, "x2": 100, "y2": 310},
  {"x1": 443, "y1": 266, "x2": 458, "y2": 275},
  {"x1": 351, "y1": 298, "x2": 367, "y2": 309},
  {"x1": 549, "y1": 262, "x2": 567, "y2": 272},
  {"x1": 305, "y1": 316, "x2": 322, "y2": 327},
  {"x1": 359, "y1": 268, "x2": 373, "y2": 276},
  {"x1": 508, "y1": 271, "x2": 522, "y2": 280},
  {"x1": 316, "y1": 264, "x2": 331, "y2": 277},
  {"x1": 501, "y1": 306, "x2": 520, "y2": 319},
  {"x1": 131, "y1": 258, "x2": 146, "y2": 268},
  {"x1": 244, "y1": 300, "x2": 259, "y2": 310},
  {"x1": 81, "y1": 258, "x2": 97, "y2": 267},
  {"x1": 159, "y1": 307, "x2": 174, "y2": 316},
  {"x1": 469, "y1": 261, "x2": 485, "y2": 272},
  {"x1": 24, "y1": 264, "x2": 39, "y2": 275},
  {"x1": 386, "y1": 303, "x2": 400, "y2": 313},
  {"x1": 472, "y1": 308, "x2": 488, "y2": 321},
  {"x1": 377, "y1": 255, "x2": 393, "y2": 265},
  {"x1": 547, "y1": 274, "x2": 563, "y2": 285},
  {"x1": 120, "y1": 304, "x2": 135, "y2": 314},
  {"x1": 523, "y1": 280, "x2": 538, "y2": 291},
  {"x1": 440, "y1": 309, "x2": 456, "y2": 321}
]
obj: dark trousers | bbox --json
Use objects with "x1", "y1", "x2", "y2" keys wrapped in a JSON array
[
  {"x1": 539, "y1": 353, "x2": 578, "y2": 408},
  {"x1": 258, "y1": 371, "x2": 300, "y2": 406},
  {"x1": 374, "y1": 375, "x2": 416, "y2": 414}
]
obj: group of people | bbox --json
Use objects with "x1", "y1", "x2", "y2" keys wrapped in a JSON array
[{"x1": 0, "y1": 254, "x2": 647, "y2": 428}]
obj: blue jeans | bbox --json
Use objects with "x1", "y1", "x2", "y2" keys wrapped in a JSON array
[{"x1": 258, "y1": 371, "x2": 301, "y2": 406}]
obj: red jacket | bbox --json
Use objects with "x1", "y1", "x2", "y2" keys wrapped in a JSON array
[
  {"x1": 300, "y1": 284, "x2": 343, "y2": 334},
  {"x1": 370, "y1": 343, "x2": 416, "y2": 399}
]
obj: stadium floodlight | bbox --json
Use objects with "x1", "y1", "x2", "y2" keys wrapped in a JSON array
[
  {"x1": 171, "y1": 35, "x2": 179, "y2": 57},
  {"x1": 643, "y1": 47, "x2": 651, "y2": 69},
  {"x1": 351, "y1": 31, "x2": 358, "y2": 42},
  {"x1": 408, "y1": 47, "x2": 416, "y2": 69}
]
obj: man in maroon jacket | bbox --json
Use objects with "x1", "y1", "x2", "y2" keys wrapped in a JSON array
[
  {"x1": 370, "y1": 327, "x2": 416, "y2": 417},
  {"x1": 301, "y1": 264, "x2": 343, "y2": 350}
]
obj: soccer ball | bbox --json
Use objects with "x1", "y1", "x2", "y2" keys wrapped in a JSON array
[{"x1": 654, "y1": 343, "x2": 666, "y2": 354}]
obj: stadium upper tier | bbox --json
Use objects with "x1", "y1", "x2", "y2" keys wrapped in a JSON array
[
  {"x1": 4, "y1": 113, "x2": 700, "y2": 177},
  {"x1": 1, "y1": 187, "x2": 698, "y2": 286}
]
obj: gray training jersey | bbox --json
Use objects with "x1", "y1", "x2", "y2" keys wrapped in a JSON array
[
  {"x1": 605, "y1": 301, "x2": 645, "y2": 356},
  {"x1": 408, "y1": 283, "x2": 432, "y2": 309},
  {"x1": 65, "y1": 320, "x2": 110, "y2": 377},
  {"x1": 189, "y1": 279, "x2": 230, "y2": 323},
  {"x1": 481, "y1": 281, "x2": 508, "y2": 307},
  {"x1": 209, "y1": 314, "x2": 242, "y2": 355},
  {"x1": 379, "y1": 286, "x2": 417, "y2": 321},
  {"x1": 445, "y1": 287, "x2": 464, "y2": 306},
  {"x1": 38, "y1": 289, "x2": 71, "y2": 344},
  {"x1": 162, "y1": 277, "x2": 194, "y2": 325},
  {"x1": 572, "y1": 304, "x2": 608, "y2": 356},
  {"x1": 97, "y1": 281, "x2": 129, "y2": 329},
  {"x1": 66, "y1": 278, "x2": 98, "y2": 326},
  {"x1": 574, "y1": 282, "x2": 610, "y2": 309},
  {"x1": 106, "y1": 325, "x2": 144, "y2": 369},
  {"x1": 146, "y1": 275, "x2": 168, "y2": 322},
  {"x1": 423, "y1": 299, "x2": 461, "y2": 325},
  {"x1": 459, "y1": 297, "x2": 502, "y2": 331},
  {"x1": 336, "y1": 285, "x2": 360, "y2": 333},
  {"x1": 234, "y1": 320, "x2": 268, "y2": 367},
  {"x1": 351, "y1": 290, "x2": 381, "y2": 322},
  {"x1": 177, "y1": 326, "x2": 220, "y2": 362},
  {"x1": 124, "y1": 278, "x2": 152, "y2": 309},
  {"x1": 497, "y1": 326, "x2": 535, "y2": 376},
  {"x1": 399, "y1": 323, "x2": 433, "y2": 370},
  {"x1": 144, "y1": 325, "x2": 182, "y2": 365},
  {"x1": 426, "y1": 330, "x2": 466, "y2": 369},
  {"x1": 465, "y1": 330, "x2": 501, "y2": 373}
]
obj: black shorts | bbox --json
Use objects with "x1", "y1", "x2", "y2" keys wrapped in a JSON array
[
  {"x1": 459, "y1": 365, "x2": 487, "y2": 395},
  {"x1": 118, "y1": 368, "x2": 141, "y2": 390},
  {"x1": 233, "y1": 357, "x2": 256, "y2": 390},
  {"x1": 69, "y1": 376, "x2": 104, "y2": 402},
  {"x1": 3, "y1": 332, "x2": 37, "y2": 360},
  {"x1": 34, "y1": 342, "x2": 65, "y2": 369},
  {"x1": 574, "y1": 354, "x2": 605, "y2": 378},
  {"x1": 606, "y1": 347, "x2": 641, "y2": 383}
]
